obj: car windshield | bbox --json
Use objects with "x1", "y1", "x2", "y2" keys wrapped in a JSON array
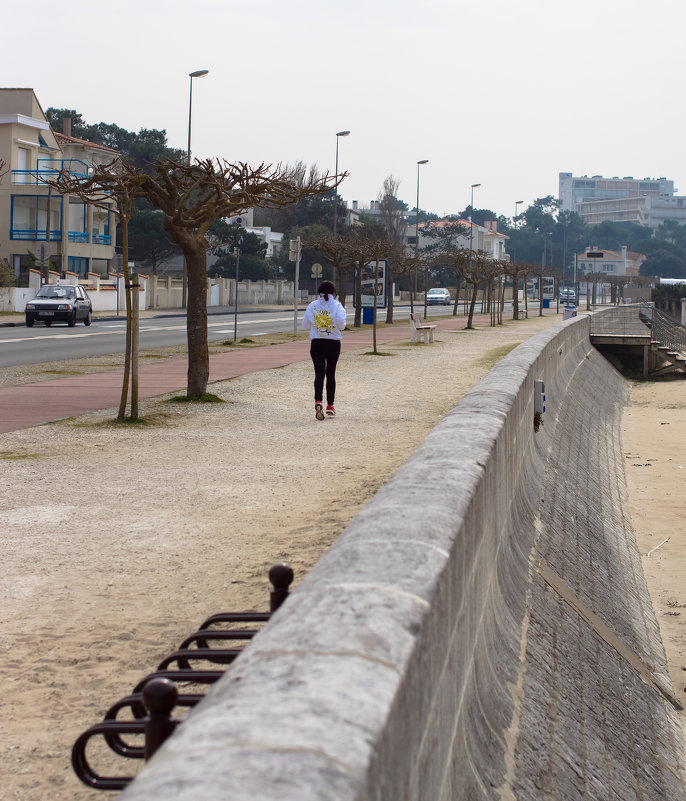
[
  {"x1": 36, "y1": 287, "x2": 75, "y2": 299},
  {"x1": 428, "y1": 289, "x2": 444, "y2": 294}
]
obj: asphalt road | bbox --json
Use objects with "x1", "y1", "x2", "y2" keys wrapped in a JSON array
[{"x1": 0, "y1": 304, "x2": 459, "y2": 368}]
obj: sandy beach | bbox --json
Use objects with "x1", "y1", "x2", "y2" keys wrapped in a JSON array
[{"x1": 1, "y1": 312, "x2": 684, "y2": 799}]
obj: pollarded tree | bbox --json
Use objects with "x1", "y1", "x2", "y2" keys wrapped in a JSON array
[
  {"x1": 51, "y1": 158, "x2": 338, "y2": 398},
  {"x1": 335, "y1": 229, "x2": 394, "y2": 333},
  {"x1": 128, "y1": 158, "x2": 337, "y2": 397},
  {"x1": 46, "y1": 160, "x2": 145, "y2": 419},
  {"x1": 502, "y1": 260, "x2": 530, "y2": 321},
  {"x1": 428, "y1": 245, "x2": 471, "y2": 317},
  {"x1": 303, "y1": 232, "x2": 355, "y2": 307}
]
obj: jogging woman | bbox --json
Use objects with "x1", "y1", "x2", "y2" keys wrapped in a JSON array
[{"x1": 302, "y1": 280, "x2": 347, "y2": 420}]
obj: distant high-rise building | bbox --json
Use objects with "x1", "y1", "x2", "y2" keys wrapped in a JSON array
[
  {"x1": 559, "y1": 173, "x2": 674, "y2": 210},
  {"x1": 560, "y1": 172, "x2": 686, "y2": 229},
  {"x1": 558, "y1": 172, "x2": 686, "y2": 229}
]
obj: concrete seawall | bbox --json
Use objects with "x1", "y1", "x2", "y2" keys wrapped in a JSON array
[{"x1": 121, "y1": 316, "x2": 685, "y2": 801}]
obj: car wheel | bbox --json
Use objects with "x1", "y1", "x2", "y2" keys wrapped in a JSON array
[
  {"x1": 84, "y1": 310, "x2": 92, "y2": 326},
  {"x1": 26, "y1": 317, "x2": 34, "y2": 328},
  {"x1": 68, "y1": 312, "x2": 77, "y2": 327}
]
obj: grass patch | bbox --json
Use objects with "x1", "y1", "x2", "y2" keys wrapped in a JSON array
[
  {"x1": 41, "y1": 369, "x2": 84, "y2": 376},
  {"x1": 482, "y1": 343, "x2": 520, "y2": 369},
  {"x1": 165, "y1": 392, "x2": 225, "y2": 404},
  {"x1": 71, "y1": 412, "x2": 173, "y2": 428},
  {"x1": 0, "y1": 450, "x2": 40, "y2": 460},
  {"x1": 112, "y1": 415, "x2": 171, "y2": 426},
  {"x1": 362, "y1": 351, "x2": 395, "y2": 356}
]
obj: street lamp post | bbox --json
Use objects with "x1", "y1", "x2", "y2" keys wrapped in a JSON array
[
  {"x1": 182, "y1": 68, "x2": 209, "y2": 309},
  {"x1": 332, "y1": 130, "x2": 349, "y2": 237},
  {"x1": 469, "y1": 183, "x2": 481, "y2": 255},
  {"x1": 332, "y1": 130, "x2": 349, "y2": 289},
  {"x1": 415, "y1": 160, "x2": 428, "y2": 316},
  {"x1": 513, "y1": 199, "x2": 523, "y2": 261}
]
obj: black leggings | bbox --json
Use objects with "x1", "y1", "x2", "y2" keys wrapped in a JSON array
[{"x1": 310, "y1": 338, "x2": 341, "y2": 405}]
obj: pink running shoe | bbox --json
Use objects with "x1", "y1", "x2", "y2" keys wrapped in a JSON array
[
  {"x1": 315, "y1": 402, "x2": 325, "y2": 421},
  {"x1": 326, "y1": 405, "x2": 336, "y2": 416}
]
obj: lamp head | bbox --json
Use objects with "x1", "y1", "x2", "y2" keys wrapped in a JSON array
[
  {"x1": 417, "y1": 159, "x2": 429, "y2": 165},
  {"x1": 189, "y1": 69, "x2": 209, "y2": 78},
  {"x1": 471, "y1": 183, "x2": 481, "y2": 188},
  {"x1": 336, "y1": 130, "x2": 350, "y2": 137}
]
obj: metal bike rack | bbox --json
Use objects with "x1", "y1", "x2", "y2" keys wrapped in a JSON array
[{"x1": 71, "y1": 563, "x2": 293, "y2": 790}]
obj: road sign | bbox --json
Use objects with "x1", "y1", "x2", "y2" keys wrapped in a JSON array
[
  {"x1": 311, "y1": 262, "x2": 322, "y2": 279},
  {"x1": 288, "y1": 238, "x2": 301, "y2": 261}
]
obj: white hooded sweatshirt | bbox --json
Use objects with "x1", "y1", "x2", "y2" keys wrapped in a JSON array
[{"x1": 302, "y1": 294, "x2": 347, "y2": 340}]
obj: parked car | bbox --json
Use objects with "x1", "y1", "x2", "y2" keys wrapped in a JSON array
[
  {"x1": 25, "y1": 285, "x2": 93, "y2": 327},
  {"x1": 426, "y1": 287, "x2": 452, "y2": 305},
  {"x1": 559, "y1": 288, "x2": 576, "y2": 304}
]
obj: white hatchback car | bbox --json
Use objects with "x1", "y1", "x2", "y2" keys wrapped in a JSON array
[{"x1": 426, "y1": 287, "x2": 452, "y2": 305}]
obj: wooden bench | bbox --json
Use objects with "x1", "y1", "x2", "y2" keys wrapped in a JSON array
[{"x1": 409, "y1": 312, "x2": 436, "y2": 344}]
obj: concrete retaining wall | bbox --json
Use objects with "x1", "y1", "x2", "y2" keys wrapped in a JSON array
[{"x1": 121, "y1": 316, "x2": 685, "y2": 801}]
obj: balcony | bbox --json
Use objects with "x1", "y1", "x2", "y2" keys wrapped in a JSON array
[
  {"x1": 68, "y1": 232, "x2": 90, "y2": 243},
  {"x1": 11, "y1": 159, "x2": 89, "y2": 185},
  {"x1": 92, "y1": 234, "x2": 112, "y2": 245},
  {"x1": 10, "y1": 228, "x2": 61, "y2": 241}
]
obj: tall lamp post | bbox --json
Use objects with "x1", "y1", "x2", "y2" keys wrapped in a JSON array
[
  {"x1": 332, "y1": 130, "x2": 349, "y2": 289},
  {"x1": 513, "y1": 199, "x2": 523, "y2": 261},
  {"x1": 182, "y1": 68, "x2": 209, "y2": 309},
  {"x1": 332, "y1": 130, "x2": 350, "y2": 236},
  {"x1": 469, "y1": 182, "x2": 481, "y2": 255},
  {"x1": 415, "y1": 159, "x2": 428, "y2": 315}
]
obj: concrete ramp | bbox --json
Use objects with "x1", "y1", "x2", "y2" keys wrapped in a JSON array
[{"x1": 121, "y1": 316, "x2": 685, "y2": 801}]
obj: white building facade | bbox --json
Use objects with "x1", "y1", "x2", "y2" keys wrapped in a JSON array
[
  {"x1": 0, "y1": 88, "x2": 118, "y2": 284},
  {"x1": 576, "y1": 246, "x2": 645, "y2": 277}
]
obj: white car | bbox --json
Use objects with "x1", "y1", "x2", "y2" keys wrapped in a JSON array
[
  {"x1": 559, "y1": 288, "x2": 576, "y2": 304},
  {"x1": 426, "y1": 288, "x2": 451, "y2": 305}
]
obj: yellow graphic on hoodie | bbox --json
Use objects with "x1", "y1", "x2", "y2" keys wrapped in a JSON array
[{"x1": 313, "y1": 309, "x2": 335, "y2": 335}]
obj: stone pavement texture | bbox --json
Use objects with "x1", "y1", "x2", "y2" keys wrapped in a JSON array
[{"x1": 0, "y1": 314, "x2": 467, "y2": 433}]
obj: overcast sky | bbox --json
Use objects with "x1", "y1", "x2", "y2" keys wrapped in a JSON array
[{"x1": 5, "y1": 0, "x2": 684, "y2": 220}]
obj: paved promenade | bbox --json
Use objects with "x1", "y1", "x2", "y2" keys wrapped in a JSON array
[{"x1": 1, "y1": 313, "x2": 491, "y2": 433}]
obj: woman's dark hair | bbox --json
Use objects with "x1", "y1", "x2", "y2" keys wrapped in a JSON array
[{"x1": 318, "y1": 280, "x2": 336, "y2": 300}]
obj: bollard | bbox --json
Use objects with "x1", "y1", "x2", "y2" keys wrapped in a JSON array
[
  {"x1": 142, "y1": 677, "x2": 178, "y2": 760},
  {"x1": 269, "y1": 563, "x2": 294, "y2": 611}
]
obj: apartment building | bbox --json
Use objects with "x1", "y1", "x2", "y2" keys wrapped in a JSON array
[
  {"x1": 0, "y1": 88, "x2": 118, "y2": 285},
  {"x1": 558, "y1": 172, "x2": 686, "y2": 230}
]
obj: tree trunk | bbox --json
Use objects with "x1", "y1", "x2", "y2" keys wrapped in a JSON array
[
  {"x1": 117, "y1": 212, "x2": 132, "y2": 420},
  {"x1": 385, "y1": 271, "x2": 395, "y2": 324},
  {"x1": 336, "y1": 259, "x2": 348, "y2": 307},
  {"x1": 466, "y1": 282, "x2": 479, "y2": 328},
  {"x1": 185, "y1": 243, "x2": 210, "y2": 397},
  {"x1": 354, "y1": 263, "x2": 362, "y2": 327},
  {"x1": 452, "y1": 277, "x2": 461, "y2": 316}
]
